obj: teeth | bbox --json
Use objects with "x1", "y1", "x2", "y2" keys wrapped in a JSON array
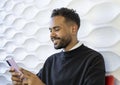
[
  {"x1": 51, "y1": 38, "x2": 59, "y2": 44},
  {"x1": 53, "y1": 39, "x2": 58, "y2": 44},
  {"x1": 53, "y1": 40, "x2": 57, "y2": 43}
]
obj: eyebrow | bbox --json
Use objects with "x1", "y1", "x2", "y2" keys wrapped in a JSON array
[{"x1": 49, "y1": 26, "x2": 60, "y2": 30}]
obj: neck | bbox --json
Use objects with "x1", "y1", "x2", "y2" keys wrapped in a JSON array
[{"x1": 63, "y1": 40, "x2": 79, "y2": 51}]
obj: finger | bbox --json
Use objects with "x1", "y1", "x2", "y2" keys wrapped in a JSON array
[
  {"x1": 22, "y1": 79, "x2": 28, "y2": 85},
  {"x1": 19, "y1": 73, "x2": 26, "y2": 81},
  {"x1": 11, "y1": 72, "x2": 22, "y2": 82},
  {"x1": 9, "y1": 67, "x2": 15, "y2": 72},
  {"x1": 9, "y1": 68, "x2": 21, "y2": 76},
  {"x1": 20, "y1": 68, "x2": 34, "y2": 77},
  {"x1": 11, "y1": 76, "x2": 22, "y2": 82},
  {"x1": 11, "y1": 75, "x2": 22, "y2": 82},
  {"x1": 11, "y1": 72, "x2": 21, "y2": 77},
  {"x1": 12, "y1": 81, "x2": 22, "y2": 85},
  {"x1": 18, "y1": 68, "x2": 31, "y2": 81}
]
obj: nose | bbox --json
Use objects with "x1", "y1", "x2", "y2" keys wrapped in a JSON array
[{"x1": 50, "y1": 30, "x2": 56, "y2": 38}]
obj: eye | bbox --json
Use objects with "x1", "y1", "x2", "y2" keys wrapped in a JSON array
[
  {"x1": 49, "y1": 26, "x2": 60, "y2": 32},
  {"x1": 54, "y1": 26, "x2": 61, "y2": 32},
  {"x1": 49, "y1": 28, "x2": 52, "y2": 32},
  {"x1": 54, "y1": 27, "x2": 60, "y2": 31}
]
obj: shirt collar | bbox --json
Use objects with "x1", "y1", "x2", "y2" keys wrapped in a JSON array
[
  {"x1": 69, "y1": 41, "x2": 82, "y2": 51},
  {"x1": 63, "y1": 41, "x2": 82, "y2": 52}
]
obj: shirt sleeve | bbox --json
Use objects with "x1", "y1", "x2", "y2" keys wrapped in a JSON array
[
  {"x1": 36, "y1": 56, "x2": 53, "y2": 84},
  {"x1": 84, "y1": 54, "x2": 105, "y2": 85},
  {"x1": 36, "y1": 68, "x2": 43, "y2": 79}
]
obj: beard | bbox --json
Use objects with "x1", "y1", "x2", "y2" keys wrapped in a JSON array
[{"x1": 51, "y1": 36, "x2": 72, "y2": 49}]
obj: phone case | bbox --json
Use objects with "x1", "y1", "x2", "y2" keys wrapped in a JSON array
[{"x1": 6, "y1": 57, "x2": 22, "y2": 73}]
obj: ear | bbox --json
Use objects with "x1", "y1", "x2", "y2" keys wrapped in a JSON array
[{"x1": 71, "y1": 25, "x2": 78, "y2": 34}]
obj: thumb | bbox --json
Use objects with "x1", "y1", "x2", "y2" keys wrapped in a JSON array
[{"x1": 20, "y1": 68, "x2": 34, "y2": 78}]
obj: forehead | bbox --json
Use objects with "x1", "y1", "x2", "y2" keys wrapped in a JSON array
[{"x1": 49, "y1": 16, "x2": 66, "y2": 27}]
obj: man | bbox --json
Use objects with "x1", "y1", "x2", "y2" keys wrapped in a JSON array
[{"x1": 10, "y1": 7, "x2": 105, "y2": 85}]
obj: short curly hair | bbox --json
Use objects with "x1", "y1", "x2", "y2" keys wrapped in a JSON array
[{"x1": 51, "y1": 7, "x2": 80, "y2": 29}]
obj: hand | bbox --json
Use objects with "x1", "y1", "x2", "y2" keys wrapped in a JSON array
[
  {"x1": 9, "y1": 67, "x2": 23, "y2": 85},
  {"x1": 9, "y1": 67, "x2": 45, "y2": 85},
  {"x1": 20, "y1": 68, "x2": 45, "y2": 85}
]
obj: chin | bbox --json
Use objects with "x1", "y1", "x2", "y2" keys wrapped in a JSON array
[
  {"x1": 54, "y1": 46, "x2": 60, "y2": 49},
  {"x1": 54, "y1": 45, "x2": 62, "y2": 49}
]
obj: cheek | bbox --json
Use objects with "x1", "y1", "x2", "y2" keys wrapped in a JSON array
[
  {"x1": 59, "y1": 32, "x2": 68, "y2": 38},
  {"x1": 56, "y1": 31, "x2": 64, "y2": 37},
  {"x1": 57, "y1": 29, "x2": 71, "y2": 38},
  {"x1": 62, "y1": 33, "x2": 71, "y2": 40}
]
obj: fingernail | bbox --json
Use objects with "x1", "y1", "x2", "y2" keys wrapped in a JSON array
[{"x1": 18, "y1": 73, "x2": 21, "y2": 76}]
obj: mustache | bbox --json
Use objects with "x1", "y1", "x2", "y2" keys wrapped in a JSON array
[{"x1": 51, "y1": 37, "x2": 61, "y2": 41}]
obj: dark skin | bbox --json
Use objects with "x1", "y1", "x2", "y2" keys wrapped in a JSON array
[
  {"x1": 9, "y1": 67, "x2": 45, "y2": 85},
  {"x1": 9, "y1": 15, "x2": 79, "y2": 85},
  {"x1": 49, "y1": 16, "x2": 79, "y2": 51}
]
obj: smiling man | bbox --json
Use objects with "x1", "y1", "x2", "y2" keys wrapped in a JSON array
[{"x1": 10, "y1": 7, "x2": 105, "y2": 85}]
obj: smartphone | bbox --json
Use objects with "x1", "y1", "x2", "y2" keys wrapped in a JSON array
[{"x1": 6, "y1": 57, "x2": 22, "y2": 74}]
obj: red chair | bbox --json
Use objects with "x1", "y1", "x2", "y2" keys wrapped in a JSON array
[{"x1": 105, "y1": 75, "x2": 114, "y2": 85}]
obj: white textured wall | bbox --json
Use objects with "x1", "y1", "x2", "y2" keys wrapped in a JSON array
[{"x1": 0, "y1": 0, "x2": 120, "y2": 85}]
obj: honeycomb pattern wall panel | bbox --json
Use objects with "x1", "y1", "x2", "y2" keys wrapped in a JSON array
[{"x1": 0, "y1": 0, "x2": 120, "y2": 85}]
